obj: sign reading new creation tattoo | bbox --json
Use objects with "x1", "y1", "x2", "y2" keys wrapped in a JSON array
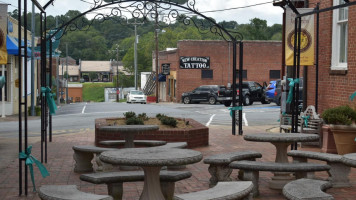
[{"x1": 180, "y1": 56, "x2": 210, "y2": 69}]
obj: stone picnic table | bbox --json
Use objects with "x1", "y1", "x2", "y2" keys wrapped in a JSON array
[
  {"x1": 98, "y1": 125, "x2": 159, "y2": 148},
  {"x1": 243, "y1": 133, "x2": 319, "y2": 189},
  {"x1": 99, "y1": 147, "x2": 203, "y2": 200}
]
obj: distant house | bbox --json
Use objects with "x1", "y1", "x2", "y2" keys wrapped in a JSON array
[
  {"x1": 80, "y1": 61, "x2": 113, "y2": 82},
  {"x1": 59, "y1": 65, "x2": 80, "y2": 82}
]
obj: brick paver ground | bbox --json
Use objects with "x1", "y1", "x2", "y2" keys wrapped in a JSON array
[{"x1": 0, "y1": 125, "x2": 356, "y2": 199}]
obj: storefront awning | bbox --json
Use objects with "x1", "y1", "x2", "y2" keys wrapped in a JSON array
[{"x1": 6, "y1": 35, "x2": 31, "y2": 56}]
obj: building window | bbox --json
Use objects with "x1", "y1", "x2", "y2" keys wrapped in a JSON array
[
  {"x1": 331, "y1": 0, "x2": 348, "y2": 70},
  {"x1": 236, "y1": 70, "x2": 247, "y2": 79},
  {"x1": 269, "y1": 70, "x2": 281, "y2": 79},
  {"x1": 201, "y1": 70, "x2": 213, "y2": 79}
]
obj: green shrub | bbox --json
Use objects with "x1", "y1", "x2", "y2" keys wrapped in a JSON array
[
  {"x1": 124, "y1": 111, "x2": 136, "y2": 119},
  {"x1": 126, "y1": 116, "x2": 144, "y2": 125},
  {"x1": 156, "y1": 113, "x2": 168, "y2": 120},
  {"x1": 321, "y1": 105, "x2": 356, "y2": 125},
  {"x1": 138, "y1": 113, "x2": 149, "y2": 121},
  {"x1": 28, "y1": 106, "x2": 41, "y2": 116},
  {"x1": 160, "y1": 116, "x2": 178, "y2": 127}
]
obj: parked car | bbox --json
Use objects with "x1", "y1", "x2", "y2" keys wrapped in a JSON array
[
  {"x1": 273, "y1": 77, "x2": 303, "y2": 106},
  {"x1": 266, "y1": 80, "x2": 278, "y2": 102},
  {"x1": 234, "y1": 81, "x2": 270, "y2": 106},
  {"x1": 126, "y1": 90, "x2": 147, "y2": 104},
  {"x1": 181, "y1": 85, "x2": 232, "y2": 105}
]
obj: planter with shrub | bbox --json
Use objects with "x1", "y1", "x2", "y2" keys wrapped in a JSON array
[{"x1": 321, "y1": 105, "x2": 356, "y2": 155}]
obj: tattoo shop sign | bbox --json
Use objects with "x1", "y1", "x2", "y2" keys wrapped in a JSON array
[{"x1": 180, "y1": 56, "x2": 210, "y2": 69}]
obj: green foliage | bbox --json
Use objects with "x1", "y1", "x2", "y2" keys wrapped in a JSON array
[
  {"x1": 138, "y1": 113, "x2": 149, "y2": 121},
  {"x1": 124, "y1": 111, "x2": 136, "y2": 119},
  {"x1": 160, "y1": 116, "x2": 178, "y2": 127},
  {"x1": 89, "y1": 72, "x2": 98, "y2": 81},
  {"x1": 126, "y1": 116, "x2": 144, "y2": 125},
  {"x1": 321, "y1": 105, "x2": 356, "y2": 125},
  {"x1": 156, "y1": 113, "x2": 168, "y2": 120},
  {"x1": 28, "y1": 106, "x2": 41, "y2": 116},
  {"x1": 82, "y1": 82, "x2": 114, "y2": 102}
]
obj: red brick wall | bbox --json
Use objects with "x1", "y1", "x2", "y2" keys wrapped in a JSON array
[
  {"x1": 159, "y1": 40, "x2": 282, "y2": 103},
  {"x1": 306, "y1": 0, "x2": 356, "y2": 113}
]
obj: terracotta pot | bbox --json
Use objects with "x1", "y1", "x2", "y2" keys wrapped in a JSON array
[
  {"x1": 321, "y1": 125, "x2": 337, "y2": 154},
  {"x1": 330, "y1": 125, "x2": 356, "y2": 155}
]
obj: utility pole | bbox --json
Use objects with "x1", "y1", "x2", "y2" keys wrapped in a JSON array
[
  {"x1": 30, "y1": 2, "x2": 35, "y2": 116},
  {"x1": 134, "y1": 24, "x2": 138, "y2": 90},
  {"x1": 155, "y1": 5, "x2": 159, "y2": 103},
  {"x1": 116, "y1": 46, "x2": 119, "y2": 101},
  {"x1": 65, "y1": 43, "x2": 68, "y2": 104}
]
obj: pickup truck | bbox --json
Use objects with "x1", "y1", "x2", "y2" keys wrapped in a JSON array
[
  {"x1": 231, "y1": 81, "x2": 270, "y2": 106},
  {"x1": 181, "y1": 85, "x2": 233, "y2": 106}
]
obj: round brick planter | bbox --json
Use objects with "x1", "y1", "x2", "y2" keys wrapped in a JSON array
[{"x1": 95, "y1": 117, "x2": 209, "y2": 148}]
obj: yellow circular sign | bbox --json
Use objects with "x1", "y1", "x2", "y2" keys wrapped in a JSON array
[
  {"x1": 15, "y1": 79, "x2": 19, "y2": 88},
  {"x1": 287, "y1": 29, "x2": 312, "y2": 53}
]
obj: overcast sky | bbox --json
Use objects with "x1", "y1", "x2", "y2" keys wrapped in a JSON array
[{"x1": 3, "y1": 0, "x2": 283, "y2": 26}]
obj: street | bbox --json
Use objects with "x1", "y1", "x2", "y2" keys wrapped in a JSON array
[{"x1": 0, "y1": 102, "x2": 280, "y2": 138}]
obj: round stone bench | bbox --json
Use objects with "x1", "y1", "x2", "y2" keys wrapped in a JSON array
[
  {"x1": 38, "y1": 185, "x2": 113, "y2": 200},
  {"x1": 203, "y1": 150, "x2": 262, "y2": 187},
  {"x1": 283, "y1": 178, "x2": 334, "y2": 200},
  {"x1": 288, "y1": 150, "x2": 351, "y2": 187},
  {"x1": 229, "y1": 161, "x2": 331, "y2": 196}
]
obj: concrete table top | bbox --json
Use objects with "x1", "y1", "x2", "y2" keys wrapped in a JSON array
[
  {"x1": 342, "y1": 153, "x2": 356, "y2": 167},
  {"x1": 244, "y1": 133, "x2": 319, "y2": 143},
  {"x1": 100, "y1": 148, "x2": 202, "y2": 200},
  {"x1": 98, "y1": 125, "x2": 159, "y2": 149}
]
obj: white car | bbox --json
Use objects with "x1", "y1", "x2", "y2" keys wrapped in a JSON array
[{"x1": 126, "y1": 90, "x2": 147, "y2": 104}]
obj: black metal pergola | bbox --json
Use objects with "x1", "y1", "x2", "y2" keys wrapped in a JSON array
[{"x1": 16, "y1": 0, "x2": 246, "y2": 195}]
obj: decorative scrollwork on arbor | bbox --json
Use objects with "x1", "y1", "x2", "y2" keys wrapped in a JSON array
[{"x1": 48, "y1": 0, "x2": 243, "y2": 42}]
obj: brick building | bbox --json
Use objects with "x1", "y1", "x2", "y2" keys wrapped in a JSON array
[
  {"x1": 155, "y1": 40, "x2": 282, "y2": 103},
  {"x1": 303, "y1": 0, "x2": 356, "y2": 112}
]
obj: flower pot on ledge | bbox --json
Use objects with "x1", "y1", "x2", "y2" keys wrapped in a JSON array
[
  {"x1": 330, "y1": 125, "x2": 356, "y2": 155},
  {"x1": 321, "y1": 125, "x2": 337, "y2": 154}
]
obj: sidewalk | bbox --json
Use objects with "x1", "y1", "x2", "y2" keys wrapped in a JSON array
[{"x1": 0, "y1": 125, "x2": 355, "y2": 199}]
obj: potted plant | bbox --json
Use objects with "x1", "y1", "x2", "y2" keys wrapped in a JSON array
[{"x1": 321, "y1": 105, "x2": 356, "y2": 155}]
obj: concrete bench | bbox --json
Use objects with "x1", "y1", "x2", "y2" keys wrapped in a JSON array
[
  {"x1": 99, "y1": 140, "x2": 167, "y2": 147},
  {"x1": 38, "y1": 185, "x2": 113, "y2": 200},
  {"x1": 203, "y1": 151, "x2": 262, "y2": 187},
  {"x1": 174, "y1": 181, "x2": 253, "y2": 200},
  {"x1": 72, "y1": 145, "x2": 117, "y2": 173},
  {"x1": 80, "y1": 170, "x2": 192, "y2": 200},
  {"x1": 154, "y1": 142, "x2": 188, "y2": 149},
  {"x1": 283, "y1": 178, "x2": 334, "y2": 200},
  {"x1": 288, "y1": 150, "x2": 351, "y2": 187},
  {"x1": 229, "y1": 161, "x2": 331, "y2": 196}
]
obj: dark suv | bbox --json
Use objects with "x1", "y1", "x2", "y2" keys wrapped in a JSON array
[
  {"x1": 182, "y1": 85, "x2": 232, "y2": 105},
  {"x1": 273, "y1": 77, "x2": 303, "y2": 106},
  {"x1": 234, "y1": 81, "x2": 270, "y2": 106}
]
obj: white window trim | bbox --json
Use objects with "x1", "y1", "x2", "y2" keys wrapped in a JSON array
[{"x1": 331, "y1": 0, "x2": 348, "y2": 70}]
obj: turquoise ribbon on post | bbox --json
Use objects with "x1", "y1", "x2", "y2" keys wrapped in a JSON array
[
  {"x1": 228, "y1": 106, "x2": 243, "y2": 117},
  {"x1": 41, "y1": 87, "x2": 57, "y2": 115},
  {"x1": 350, "y1": 91, "x2": 356, "y2": 101},
  {"x1": 286, "y1": 78, "x2": 300, "y2": 104},
  {"x1": 301, "y1": 115, "x2": 310, "y2": 127},
  {"x1": 19, "y1": 145, "x2": 50, "y2": 192}
]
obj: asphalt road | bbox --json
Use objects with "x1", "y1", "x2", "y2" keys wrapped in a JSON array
[{"x1": 0, "y1": 101, "x2": 280, "y2": 138}]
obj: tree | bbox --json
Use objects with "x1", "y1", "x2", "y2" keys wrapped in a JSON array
[{"x1": 89, "y1": 72, "x2": 98, "y2": 81}]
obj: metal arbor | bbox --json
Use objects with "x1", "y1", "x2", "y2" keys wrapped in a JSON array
[{"x1": 17, "y1": 0, "x2": 245, "y2": 195}]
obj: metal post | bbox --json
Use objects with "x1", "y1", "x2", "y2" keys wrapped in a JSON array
[
  {"x1": 232, "y1": 41, "x2": 236, "y2": 135},
  {"x1": 18, "y1": 1, "x2": 23, "y2": 194},
  {"x1": 66, "y1": 43, "x2": 68, "y2": 104},
  {"x1": 238, "y1": 42, "x2": 244, "y2": 135},
  {"x1": 155, "y1": 5, "x2": 159, "y2": 103},
  {"x1": 116, "y1": 47, "x2": 119, "y2": 101},
  {"x1": 31, "y1": 2, "x2": 35, "y2": 116},
  {"x1": 315, "y1": 3, "x2": 320, "y2": 112},
  {"x1": 49, "y1": 39, "x2": 53, "y2": 143},
  {"x1": 134, "y1": 24, "x2": 138, "y2": 90}
]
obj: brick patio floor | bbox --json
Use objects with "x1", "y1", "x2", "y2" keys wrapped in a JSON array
[{"x1": 0, "y1": 125, "x2": 356, "y2": 199}]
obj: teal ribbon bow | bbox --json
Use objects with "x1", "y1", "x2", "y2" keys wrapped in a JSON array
[
  {"x1": 19, "y1": 145, "x2": 50, "y2": 192},
  {"x1": 41, "y1": 87, "x2": 57, "y2": 115},
  {"x1": 228, "y1": 106, "x2": 243, "y2": 117},
  {"x1": 302, "y1": 115, "x2": 310, "y2": 127},
  {"x1": 350, "y1": 91, "x2": 356, "y2": 101},
  {"x1": 286, "y1": 78, "x2": 300, "y2": 104}
]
